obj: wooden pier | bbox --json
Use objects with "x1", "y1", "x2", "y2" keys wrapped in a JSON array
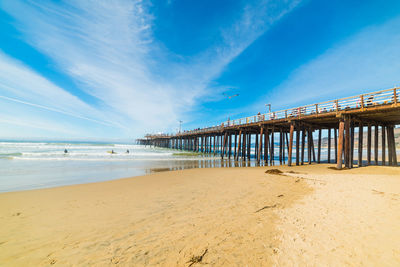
[{"x1": 138, "y1": 87, "x2": 400, "y2": 169}]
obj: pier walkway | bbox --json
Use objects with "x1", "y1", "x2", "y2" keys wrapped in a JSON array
[{"x1": 138, "y1": 87, "x2": 400, "y2": 169}]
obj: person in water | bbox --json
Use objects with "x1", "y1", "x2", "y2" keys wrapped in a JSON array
[
  {"x1": 64, "y1": 149, "x2": 68, "y2": 153},
  {"x1": 111, "y1": 150, "x2": 115, "y2": 154},
  {"x1": 126, "y1": 149, "x2": 129, "y2": 153}
]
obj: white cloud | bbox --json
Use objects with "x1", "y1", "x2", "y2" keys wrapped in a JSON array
[
  {"x1": 0, "y1": 51, "x2": 129, "y2": 137},
  {"x1": 263, "y1": 16, "x2": 400, "y2": 110},
  {"x1": 1, "y1": 0, "x2": 301, "y2": 137}
]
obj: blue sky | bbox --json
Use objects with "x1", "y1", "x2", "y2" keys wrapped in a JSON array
[{"x1": 1, "y1": 0, "x2": 400, "y2": 141}]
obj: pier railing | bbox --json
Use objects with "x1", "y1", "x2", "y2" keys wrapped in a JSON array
[{"x1": 149, "y1": 87, "x2": 399, "y2": 138}]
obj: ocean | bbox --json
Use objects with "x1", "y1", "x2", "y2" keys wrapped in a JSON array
[
  {"x1": 1, "y1": 141, "x2": 392, "y2": 193},
  {"x1": 0, "y1": 141, "x2": 223, "y2": 193}
]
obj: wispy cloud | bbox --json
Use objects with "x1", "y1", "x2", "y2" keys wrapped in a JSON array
[{"x1": 1, "y1": 0, "x2": 301, "y2": 137}]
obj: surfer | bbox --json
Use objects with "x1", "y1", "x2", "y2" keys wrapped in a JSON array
[{"x1": 126, "y1": 149, "x2": 130, "y2": 154}]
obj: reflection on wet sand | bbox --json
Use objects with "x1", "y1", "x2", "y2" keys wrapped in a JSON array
[{"x1": 145, "y1": 158, "x2": 268, "y2": 174}]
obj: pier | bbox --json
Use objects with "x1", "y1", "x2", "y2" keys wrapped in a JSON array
[{"x1": 138, "y1": 87, "x2": 400, "y2": 169}]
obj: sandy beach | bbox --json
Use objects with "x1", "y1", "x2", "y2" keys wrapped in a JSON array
[{"x1": 0, "y1": 164, "x2": 399, "y2": 266}]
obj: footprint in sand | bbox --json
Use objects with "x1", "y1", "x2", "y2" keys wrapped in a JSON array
[
  {"x1": 111, "y1": 256, "x2": 120, "y2": 264},
  {"x1": 372, "y1": 189, "x2": 384, "y2": 195}
]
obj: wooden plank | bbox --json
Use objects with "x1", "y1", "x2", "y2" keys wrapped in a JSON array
[
  {"x1": 318, "y1": 128, "x2": 322, "y2": 163},
  {"x1": 337, "y1": 121, "x2": 345, "y2": 169},
  {"x1": 358, "y1": 122, "x2": 363, "y2": 167}
]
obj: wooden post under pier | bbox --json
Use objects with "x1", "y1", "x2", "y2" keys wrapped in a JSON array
[
  {"x1": 317, "y1": 128, "x2": 322, "y2": 164},
  {"x1": 358, "y1": 122, "x2": 363, "y2": 167},
  {"x1": 301, "y1": 127, "x2": 306, "y2": 165},
  {"x1": 337, "y1": 120, "x2": 345, "y2": 169},
  {"x1": 288, "y1": 123, "x2": 294, "y2": 166},
  {"x1": 374, "y1": 125, "x2": 379, "y2": 165},
  {"x1": 382, "y1": 126, "x2": 386, "y2": 166},
  {"x1": 296, "y1": 125, "x2": 300, "y2": 166},
  {"x1": 258, "y1": 127, "x2": 263, "y2": 162},
  {"x1": 328, "y1": 128, "x2": 331, "y2": 163},
  {"x1": 367, "y1": 124, "x2": 371, "y2": 165}
]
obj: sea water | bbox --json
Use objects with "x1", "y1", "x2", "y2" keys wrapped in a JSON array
[
  {"x1": 0, "y1": 141, "x2": 223, "y2": 192},
  {"x1": 1, "y1": 141, "x2": 394, "y2": 192}
]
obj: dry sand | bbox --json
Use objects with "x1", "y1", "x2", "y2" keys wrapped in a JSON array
[{"x1": 0, "y1": 164, "x2": 399, "y2": 266}]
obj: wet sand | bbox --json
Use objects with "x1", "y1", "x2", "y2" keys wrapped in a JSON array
[{"x1": 0, "y1": 164, "x2": 399, "y2": 266}]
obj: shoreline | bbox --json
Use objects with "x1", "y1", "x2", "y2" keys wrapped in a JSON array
[{"x1": 0, "y1": 164, "x2": 399, "y2": 265}]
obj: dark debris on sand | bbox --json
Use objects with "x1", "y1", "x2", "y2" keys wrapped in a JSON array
[
  {"x1": 187, "y1": 248, "x2": 208, "y2": 267},
  {"x1": 265, "y1": 169, "x2": 284, "y2": 175},
  {"x1": 328, "y1": 167, "x2": 349, "y2": 171}
]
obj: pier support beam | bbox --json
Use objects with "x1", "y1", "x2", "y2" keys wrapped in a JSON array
[
  {"x1": 234, "y1": 133, "x2": 237, "y2": 158},
  {"x1": 344, "y1": 116, "x2": 351, "y2": 168},
  {"x1": 388, "y1": 126, "x2": 393, "y2": 166},
  {"x1": 242, "y1": 131, "x2": 246, "y2": 160},
  {"x1": 389, "y1": 126, "x2": 398, "y2": 166},
  {"x1": 270, "y1": 127, "x2": 275, "y2": 165},
  {"x1": 247, "y1": 134, "x2": 251, "y2": 160},
  {"x1": 258, "y1": 127, "x2": 263, "y2": 162},
  {"x1": 228, "y1": 134, "x2": 232, "y2": 159},
  {"x1": 308, "y1": 128, "x2": 312, "y2": 164},
  {"x1": 374, "y1": 125, "x2": 379, "y2": 165},
  {"x1": 337, "y1": 120, "x2": 345, "y2": 169},
  {"x1": 334, "y1": 127, "x2": 338, "y2": 164},
  {"x1": 296, "y1": 126, "x2": 300, "y2": 166},
  {"x1": 264, "y1": 128, "x2": 269, "y2": 164},
  {"x1": 301, "y1": 127, "x2": 306, "y2": 165},
  {"x1": 288, "y1": 123, "x2": 294, "y2": 166},
  {"x1": 350, "y1": 121, "x2": 354, "y2": 168},
  {"x1": 367, "y1": 124, "x2": 371, "y2": 165},
  {"x1": 358, "y1": 123, "x2": 363, "y2": 167},
  {"x1": 279, "y1": 129, "x2": 283, "y2": 164},
  {"x1": 328, "y1": 128, "x2": 331, "y2": 163},
  {"x1": 382, "y1": 126, "x2": 386, "y2": 166},
  {"x1": 317, "y1": 128, "x2": 321, "y2": 163},
  {"x1": 236, "y1": 130, "x2": 242, "y2": 160}
]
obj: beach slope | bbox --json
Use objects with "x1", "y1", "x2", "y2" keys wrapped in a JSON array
[{"x1": 0, "y1": 165, "x2": 399, "y2": 266}]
